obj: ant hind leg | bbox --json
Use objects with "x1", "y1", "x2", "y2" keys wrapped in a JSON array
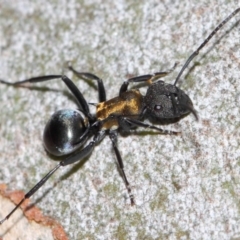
[{"x1": 68, "y1": 64, "x2": 106, "y2": 102}]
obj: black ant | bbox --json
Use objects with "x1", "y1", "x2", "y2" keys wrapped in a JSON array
[{"x1": 0, "y1": 8, "x2": 239, "y2": 224}]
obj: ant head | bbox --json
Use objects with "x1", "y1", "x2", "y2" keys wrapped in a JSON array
[{"x1": 144, "y1": 80, "x2": 198, "y2": 121}]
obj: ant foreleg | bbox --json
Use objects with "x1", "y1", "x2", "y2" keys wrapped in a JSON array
[
  {"x1": 119, "y1": 117, "x2": 179, "y2": 135},
  {"x1": 119, "y1": 62, "x2": 178, "y2": 94}
]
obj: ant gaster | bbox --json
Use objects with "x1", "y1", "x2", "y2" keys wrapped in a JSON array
[{"x1": 0, "y1": 8, "x2": 239, "y2": 224}]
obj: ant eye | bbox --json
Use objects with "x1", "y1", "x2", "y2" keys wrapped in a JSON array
[{"x1": 154, "y1": 105, "x2": 162, "y2": 111}]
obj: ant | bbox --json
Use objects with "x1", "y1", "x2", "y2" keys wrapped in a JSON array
[{"x1": 0, "y1": 8, "x2": 239, "y2": 224}]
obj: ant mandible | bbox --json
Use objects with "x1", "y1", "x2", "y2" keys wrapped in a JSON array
[{"x1": 0, "y1": 8, "x2": 239, "y2": 224}]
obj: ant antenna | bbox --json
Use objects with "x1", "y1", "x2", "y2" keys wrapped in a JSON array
[{"x1": 174, "y1": 8, "x2": 240, "y2": 86}]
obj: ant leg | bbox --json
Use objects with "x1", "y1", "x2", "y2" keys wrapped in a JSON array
[
  {"x1": 0, "y1": 75, "x2": 92, "y2": 119},
  {"x1": 0, "y1": 163, "x2": 61, "y2": 225},
  {"x1": 0, "y1": 75, "x2": 62, "y2": 85},
  {"x1": 109, "y1": 130, "x2": 135, "y2": 205},
  {"x1": 68, "y1": 64, "x2": 106, "y2": 102},
  {"x1": 119, "y1": 117, "x2": 179, "y2": 135},
  {"x1": 119, "y1": 63, "x2": 178, "y2": 94},
  {"x1": 0, "y1": 130, "x2": 106, "y2": 224},
  {"x1": 60, "y1": 129, "x2": 106, "y2": 166}
]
